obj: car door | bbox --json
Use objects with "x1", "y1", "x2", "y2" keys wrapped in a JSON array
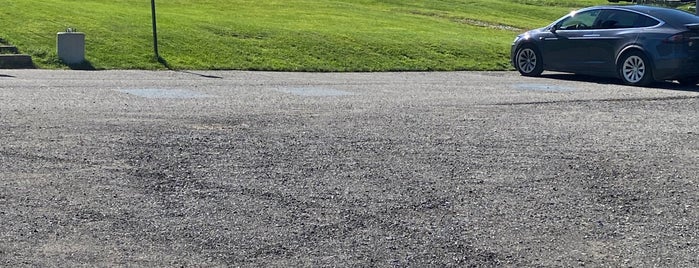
[
  {"x1": 541, "y1": 9, "x2": 602, "y2": 72},
  {"x1": 584, "y1": 10, "x2": 647, "y2": 74}
]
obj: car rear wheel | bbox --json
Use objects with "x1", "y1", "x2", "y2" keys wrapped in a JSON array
[
  {"x1": 515, "y1": 45, "x2": 543, "y2": 77},
  {"x1": 618, "y1": 51, "x2": 653, "y2": 86}
]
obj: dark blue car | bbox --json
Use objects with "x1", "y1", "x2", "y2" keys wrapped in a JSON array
[{"x1": 511, "y1": 5, "x2": 699, "y2": 86}]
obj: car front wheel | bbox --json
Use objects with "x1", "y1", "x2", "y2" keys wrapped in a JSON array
[
  {"x1": 618, "y1": 51, "x2": 653, "y2": 86},
  {"x1": 515, "y1": 45, "x2": 543, "y2": 77}
]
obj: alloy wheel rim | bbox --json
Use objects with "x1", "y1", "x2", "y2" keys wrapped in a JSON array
[
  {"x1": 622, "y1": 55, "x2": 645, "y2": 83},
  {"x1": 517, "y1": 48, "x2": 537, "y2": 74}
]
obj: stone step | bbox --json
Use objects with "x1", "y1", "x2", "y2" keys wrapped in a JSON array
[
  {"x1": 0, "y1": 45, "x2": 20, "y2": 54},
  {"x1": 0, "y1": 54, "x2": 34, "y2": 69}
]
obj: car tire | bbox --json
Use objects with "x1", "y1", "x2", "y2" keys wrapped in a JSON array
[
  {"x1": 677, "y1": 77, "x2": 699, "y2": 86},
  {"x1": 618, "y1": 51, "x2": 653, "y2": 86},
  {"x1": 515, "y1": 44, "x2": 544, "y2": 77}
]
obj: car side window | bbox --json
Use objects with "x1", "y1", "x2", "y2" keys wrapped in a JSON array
[
  {"x1": 558, "y1": 10, "x2": 600, "y2": 30},
  {"x1": 594, "y1": 10, "x2": 660, "y2": 29}
]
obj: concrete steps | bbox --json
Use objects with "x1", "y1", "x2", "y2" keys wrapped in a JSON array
[
  {"x1": 0, "y1": 54, "x2": 34, "y2": 69},
  {"x1": 0, "y1": 45, "x2": 20, "y2": 54},
  {"x1": 0, "y1": 38, "x2": 34, "y2": 69}
]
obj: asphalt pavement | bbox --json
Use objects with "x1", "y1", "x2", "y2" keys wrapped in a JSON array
[{"x1": 1, "y1": 70, "x2": 698, "y2": 267}]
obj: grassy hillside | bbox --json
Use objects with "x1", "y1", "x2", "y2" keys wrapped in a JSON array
[{"x1": 1, "y1": 0, "x2": 609, "y2": 70}]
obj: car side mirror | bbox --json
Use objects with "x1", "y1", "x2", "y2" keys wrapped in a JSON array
[{"x1": 550, "y1": 25, "x2": 558, "y2": 33}]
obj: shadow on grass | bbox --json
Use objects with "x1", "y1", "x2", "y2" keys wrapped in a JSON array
[
  {"x1": 540, "y1": 73, "x2": 699, "y2": 93},
  {"x1": 157, "y1": 56, "x2": 172, "y2": 69},
  {"x1": 66, "y1": 60, "x2": 96, "y2": 70}
]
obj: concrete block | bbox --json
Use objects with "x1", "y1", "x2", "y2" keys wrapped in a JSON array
[{"x1": 57, "y1": 32, "x2": 85, "y2": 64}]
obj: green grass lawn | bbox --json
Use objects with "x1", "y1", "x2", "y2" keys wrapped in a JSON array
[{"x1": 1, "y1": 0, "x2": 611, "y2": 70}]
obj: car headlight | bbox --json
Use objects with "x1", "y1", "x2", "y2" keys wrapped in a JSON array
[
  {"x1": 513, "y1": 35, "x2": 523, "y2": 45},
  {"x1": 513, "y1": 33, "x2": 529, "y2": 44}
]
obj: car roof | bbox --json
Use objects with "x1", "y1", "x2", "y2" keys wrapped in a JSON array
[
  {"x1": 584, "y1": 4, "x2": 677, "y2": 14},
  {"x1": 582, "y1": 5, "x2": 699, "y2": 26}
]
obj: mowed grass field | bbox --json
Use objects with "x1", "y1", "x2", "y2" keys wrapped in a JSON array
[{"x1": 1, "y1": 0, "x2": 610, "y2": 70}]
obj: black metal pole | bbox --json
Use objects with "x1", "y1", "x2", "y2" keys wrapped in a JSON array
[
  {"x1": 696, "y1": 0, "x2": 698, "y2": 15},
  {"x1": 151, "y1": 0, "x2": 159, "y2": 58}
]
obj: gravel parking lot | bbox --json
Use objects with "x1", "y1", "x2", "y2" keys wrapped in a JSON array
[{"x1": 1, "y1": 70, "x2": 698, "y2": 267}]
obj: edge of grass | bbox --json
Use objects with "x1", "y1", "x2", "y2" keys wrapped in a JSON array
[{"x1": 1, "y1": 0, "x2": 618, "y2": 71}]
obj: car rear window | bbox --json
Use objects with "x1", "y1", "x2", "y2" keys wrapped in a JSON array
[{"x1": 648, "y1": 9, "x2": 699, "y2": 27}]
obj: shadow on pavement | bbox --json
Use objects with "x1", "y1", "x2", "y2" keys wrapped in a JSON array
[
  {"x1": 540, "y1": 73, "x2": 699, "y2": 92},
  {"x1": 178, "y1": 71, "x2": 223, "y2": 79},
  {"x1": 67, "y1": 60, "x2": 96, "y2": 70},
  {"x1": 157, "y1": 56, "x2": 223, "y2": 79}
]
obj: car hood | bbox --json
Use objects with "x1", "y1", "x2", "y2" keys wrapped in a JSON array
[{"x1": 515, "y1": 27, "x2": 548, "y2": 43}]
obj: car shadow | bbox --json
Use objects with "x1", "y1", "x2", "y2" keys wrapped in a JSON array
[{"x1": 539, "y1": 73, "x2": 699, "y2": 92}]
